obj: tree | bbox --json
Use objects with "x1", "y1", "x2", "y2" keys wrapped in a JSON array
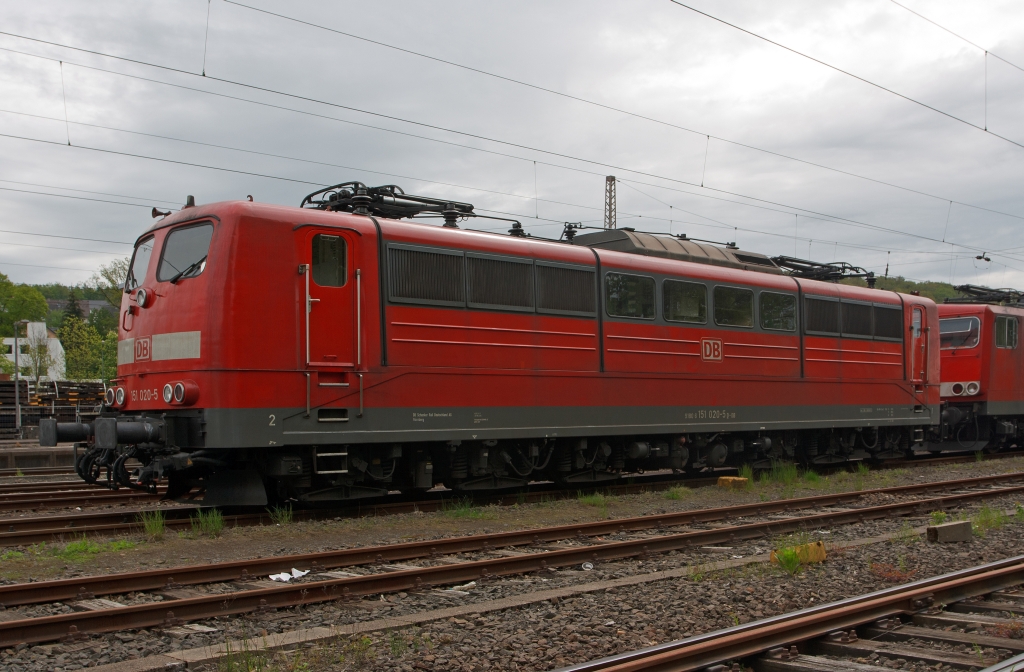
[
  {"x1": 64, "y1": 289, "x2": 84, "y2": 320},
  {"x1": 91, "y1": 258, "x2": 130, "y2": 309},
  {"x1": 57, "y1": 317, "x2": 102, "y2": 380},
  {"x1": 25, "y1": 327, "x2": 55, "y2": 382},
  {"x1": 88, "y1": 308, "x2": 118, "y2": 336},
  {"x1": 0, "y1": 274, "x2": 48, "y2": 337},
  {"x1": 98, "y1": 330, "x2": 118, "y2": 384}
]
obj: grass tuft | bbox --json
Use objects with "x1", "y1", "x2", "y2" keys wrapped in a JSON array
[
  {"x1": 759, "y1": 461, "x2": 798, "y2": 486},
  {"x1": 662, "y1": 486, "x2": 692, "y2": 501},
  {"x1": 192, "y1": 508, "x2": 225, "y2": 537},
  {"x1": 973, "y1": 506, "x2": 1007, "y2": 537},
  {"x1": 14, "y1": 469, "x2": 23, "y2": 477},
  {"x1": 802, "y1": 470, "x2": 821, "y2": 485},
  {"x1": 440, "y1": 497, "x2": 492, "y2": 520},
  {"x1": 267, "y1": 504, "x2": 293, "y2": 526},
  {"x1": 138, "y1": 510, "x2": 166, "y2": 540},
  {"x1": 775, "y1": 547, "x2": 802, "y2": 575},
  {"x1": 738, "y1": 464, "x2": 754, "y2": 482},
  {"x1": 929, "y1": 510, "x2": 948, "y2": 526}
]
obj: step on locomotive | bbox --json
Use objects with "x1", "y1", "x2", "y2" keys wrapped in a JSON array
[{"x1": 42, "y1": 182, "x2": 941, "y2": 505}]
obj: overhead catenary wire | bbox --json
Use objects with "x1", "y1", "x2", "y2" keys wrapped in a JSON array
[
  {"x1": 666, "y1": 0, "x2": 1024, "y2": 151},
  {"x1": 218, "y1": 0, "x2": 1024, "y2": 223},
  {"x1": 1, "y1": 28, "x2": 1023, "y2": 230},
  {"x1": 1, "y1": 53, "x2": 1018, "y2": 271},
  {"x1": 888, "y1": 0, "x2": 1024, "y2": 74},
  {"x1": 0, "y1": 34, "x2": 1021, "y2": 274}
]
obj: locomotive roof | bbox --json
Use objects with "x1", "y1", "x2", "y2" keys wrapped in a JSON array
[{"x1": 570, "y1": 229, "x2": 783, "y2": 275}]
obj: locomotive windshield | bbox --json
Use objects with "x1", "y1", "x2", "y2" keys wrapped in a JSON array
[
  {"x1": 939, "y1": 316, "x2": 980, "y2": 350},
  {"x1": 124, "y1": 236, "x2": 154, "y2": 291},
  {"x1": 157, "y1": 223, "x2": 213, "y2": 282}
]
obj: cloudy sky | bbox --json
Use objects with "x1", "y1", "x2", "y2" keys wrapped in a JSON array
[{"x1": 1, "y1": 0, "x2": 1022, "y2": 288}]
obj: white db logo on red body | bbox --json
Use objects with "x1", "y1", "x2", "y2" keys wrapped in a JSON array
[
  {"x1": 701, "y1": 338, "x2": 723, "y2": 362},
  {"x1": 135, "y1": 337, "x2": 152, "y2": 362}
]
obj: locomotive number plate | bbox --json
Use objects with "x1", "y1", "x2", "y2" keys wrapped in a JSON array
[{"x1": 701, "y1": 338, "x2": 723, "y2": 362}]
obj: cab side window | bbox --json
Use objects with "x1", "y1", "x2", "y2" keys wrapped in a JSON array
[
  {"x1": 157, "y1": 223, "x2": 214, "y2": 282},
  {"x1": 714, "y1": 286, "x2": 754, "y2": 328},
  {"x1": 312, "y1": 234, "x2": 347, "y2": 287},
  {"x1": 996, "y1": 315, "x2": 1018, "y2": 349},
  {"x1": 125, "y1": 236, "x2": 155, "y2": 291}
]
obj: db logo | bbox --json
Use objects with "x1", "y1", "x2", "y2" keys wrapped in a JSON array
[
  {"x1": 134, "y1": 337, "x2": 152, "y2": 362},
  {"x1": 701, "y1": 338, "x2": 723, "y2": 362}
]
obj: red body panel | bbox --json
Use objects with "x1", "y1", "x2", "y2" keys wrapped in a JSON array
[{"x1": 110, "y1": 201, "x2": 940, "y2": 448}]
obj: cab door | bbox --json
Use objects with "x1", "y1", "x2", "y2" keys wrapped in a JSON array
[
  {"x1": 910, "y1": 306, "x2": 927, "y2": 384},
  {"x1": 302, "y1": 230, "x2": 358, "y2": 368}
]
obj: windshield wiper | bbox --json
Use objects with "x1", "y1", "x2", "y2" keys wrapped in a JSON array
[{"x1": 169, "y1": 255, "x2": 207, "y2": 284}]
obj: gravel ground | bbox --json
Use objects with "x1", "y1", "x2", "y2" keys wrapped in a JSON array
[
  {"x1": 0, "y1": 491, "x2": 1022, "y2": 670},
  {"x1": 1, "y1": 455, "x2": 1023, "y2": 583}
]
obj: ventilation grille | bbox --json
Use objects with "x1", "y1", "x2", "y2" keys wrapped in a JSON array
[
  {"x1": 841, "y1": 302, "x2": 873, "y2": 337},
  {"x1": 874, "y1": 306, "x2": 903, "y2": 340},
  {"x1": 805, "y1": 297, "x2": 840, "y2": 334},
  {"x1": 467, "y1": 256, "x2": 534, "y2": 309},
  {"x1": 733, "y1": 253, "x2": 777, "y2": 268},
  {"x1": 537, "y1": 265, "x2": 596, "y2": 315},
  {"x1": 389, "y1": 246, "x2": 464, "y2": 305}
]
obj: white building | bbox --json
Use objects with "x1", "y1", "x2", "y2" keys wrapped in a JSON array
[{"x1": 2, "y1": 322, "x2": 66, "y2": 381}]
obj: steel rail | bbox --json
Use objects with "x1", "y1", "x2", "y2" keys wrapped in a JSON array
[
  {"x1": 0, "y1": 482, "x2": 1023, "y2": 645},
  {"x1": 1, "y1": 471, "x2": 1023, "y2": 607},
  {"x1": 556, "y1": 556, "x2": 1024, "y2": 672},
  {"x1": 0, "y1": 490, "x2": 162, "y2": 511},
  {"x1": 0, "y1": 467, "x2": 75, "y2": 477}
]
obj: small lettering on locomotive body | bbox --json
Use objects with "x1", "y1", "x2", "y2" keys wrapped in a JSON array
[
  {"x1": 683, "y1": 408, "x2": 737, "y2": 420},
  {"x1": 411, "y1": 411, "x2": 454, "y2": 422}
]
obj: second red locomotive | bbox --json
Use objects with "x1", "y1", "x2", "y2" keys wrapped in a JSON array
[{"x1": 43, "y1": 183, "x2": 941, "y2": 505}]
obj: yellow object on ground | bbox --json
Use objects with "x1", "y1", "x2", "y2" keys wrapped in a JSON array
[
  {"x1": 717, "y1": 476, "x2": 749, "y2": 489},
  {"x1": 770, "y1": 541, "x2": 827, "y2": 564}
]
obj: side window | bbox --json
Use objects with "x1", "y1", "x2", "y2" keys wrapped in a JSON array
[
  {"x1": 805, "y1": 297, "x2": 840, "y2": 335},
  {"x1": 996, "y1": 315, "x2": 1018, "y2": 349},
  {"x1": 714, "y1": 286, "x2": 754, "y2": 328},
  {"x1": 760, "y1": 292, "x2": 796, "y2": 331},
  {"x1": 939, "y1": 316, "x2": 980, "y2": 349},
  {"x1": 663, "y1": 280, "x2": 707, "y2": 324},
  {"x1": 125, "y1": 236, "x2": 155, "y2": 290},
  {"x1": 156, "y1": 223, "x2": 214, "y2": 282},
  {"x1": 605, "y1": 273, "x2": 655, "y2": 319},
  {"x1": 311, "y1": 234, "x2": 347, "y2": 287}
]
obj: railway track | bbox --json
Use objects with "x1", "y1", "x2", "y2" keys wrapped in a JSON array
[
  {"x1": 0, "y1": 472, "x2": 1023, "y2": 647},
  {"x1": 561, "y1": 555, "x2": 1024, "y2": 671}
]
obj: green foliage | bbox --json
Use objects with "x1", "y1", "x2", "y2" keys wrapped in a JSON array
[
  {"x1": 1015, "y1": 503, "x2": 1024, "y2": 523},
  {"x1": 388, "y1": 631, "x2": 406, "y2": 657},
  {"x1": 267, "y1": 505, "x2": 293, "y2": 525},
  {"x1": 841, "y1": 276, "x2": 959, "y2": 303},
  {"x1": 64, "y1": 288, "x2": 84, "y2": 320},
  {"x1": 30, "y1": 283, "x2": 105, "y2": 301},
  {"x1": 192, "y1": 508, "x2": 225, "y2": 537},
  {"x1": 759, "y1": 461, "x2": 799, "y2": 486},
  {"x1": 90, "y1": 257, "x2": 131, "y2": 308},
  {"x1": 802, "y1": 470, "x2": 821, "y2": 484},
  {"x1": 775, "y1": 547, "x2": 802, "y2": 575},
  {"x1": 138, "y1": 510, "x2": 166, "y2": 540},
  {"x1": 663, "y1": 486, "x2": 692, "y2": 500},
  {"x1": 51, "y1": 536, "x2": 135, "y2": 561},
  {"x1": 976, "y1": 451, "x2": 985, "y2": 462},
  {"x1": 577, "y1": 491, "x2": 607, "y2": 507},
  {"x1": 57, "y1": 316, "x2": 116, "y2": 381},
  {"x1": 738, "y1": 464, "x2": 754, "y2": 481},
  {"x1": 0, "y1": 550, "x2": 24, "y2": 561},
  {"x1": 440, "y1": 497, "x2": 492, "y2": 519},
  {"x1": 972, "y1": 506, "x2": 1007, "y2": 537},
  {"x1": 893, "y1": 521, "x2": 920, "y2": 544},
  {"x1": 0, "y1": 274, "x2": 48, "y2": 337},
  {"x1": 88, "y1": 307, "x2": 118, "y2": 335},
  {"x1": 855, "y1": 462, "x2": 870, "y2": 475},
  {"x1": 930, "y1": 510, "x2": 948, "y2": 526}
]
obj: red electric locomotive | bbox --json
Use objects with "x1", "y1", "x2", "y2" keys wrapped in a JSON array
[
  {"x1": 42, "y1": 183, "x2": 941, "y2": 505},
  {"x1": 933, "y1": 286, "x2": 1024, "y2": 451}
]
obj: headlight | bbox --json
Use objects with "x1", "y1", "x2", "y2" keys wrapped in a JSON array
[
  {"x1": 163, "y1": 384, "x2": 173, "y2": 403},
  {"x1": 114, "y1": 387, "x2": 125, "y2": 405},
  {"x1": 173, "y1": 382, "x2": 185, "y2": 403},
  {"x1": 951, "y1": 383, "x2": 965, "y2": 395},
  {"x1": 136, "y1": 288, "x2": 148, "y2": 308},
  {"x1": 966, "y1": 382, "x2": 980, "y2": 395},
  {"x1": 104, "y1": 388, "x2": 116, "y2": 406}
]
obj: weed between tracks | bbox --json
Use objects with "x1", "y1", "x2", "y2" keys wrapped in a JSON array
[
  {"x1": 268, "y1": 504, "x2": 294, "y2": 526},
  {"x1": 217, "y1": 633, "x2": 386, "y2": 672},
  {"x1": 192, "y1": 508, "x2": 225, "y2": 537},
  {"x1": 440, "y1": 497, "x2": 495, "y2": 520},
  {"x1": 138, "y1": 510, "x2": 166, "y2": 540}
]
